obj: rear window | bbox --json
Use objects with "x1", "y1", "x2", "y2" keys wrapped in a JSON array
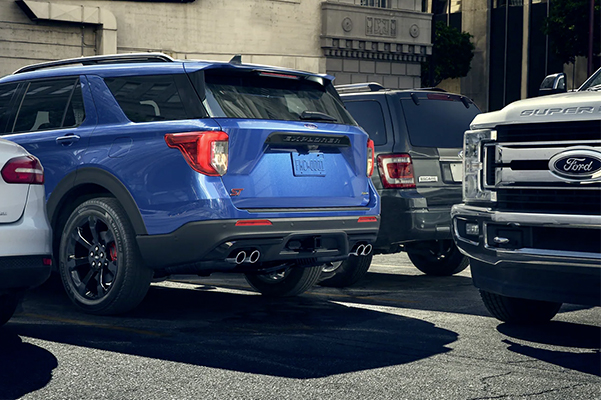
[
  {"x1": 105, "y1": 75, "x2": 206, "y2": 123},
  {"x1": 400, "y1": 95, "x2": 480, "y2": 148},
  {"x1": 344, "y1": 100, "x2": 387, "y2": 145},
  {"x1": 203, "y1": 70, "x2": 355, "y2": 125}
]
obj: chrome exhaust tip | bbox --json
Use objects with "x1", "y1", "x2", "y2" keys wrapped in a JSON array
[
  {"x1": 235, "y1": 251, "x2": 246, "y2": 265},
  {"x1": 361, "y1": 244, "x2": 372, "y2": 256},
  {"x1": 248, "y1": 250, "x2": 260, "y2": 264},
  {"x1": 350, "y1": 244, "x2": 365, "y2": 257}
]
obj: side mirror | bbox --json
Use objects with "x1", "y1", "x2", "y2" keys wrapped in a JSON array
[{"x1": 539, "y1": 73, "x2": 567, "y2": 96}]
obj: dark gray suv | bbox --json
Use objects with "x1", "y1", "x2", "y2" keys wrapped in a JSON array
[{"x1": 320, "y1": 83, "x2": 480, "y2": 286}]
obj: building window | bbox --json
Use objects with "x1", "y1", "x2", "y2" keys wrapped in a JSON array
[{"x1": 361, "y1": 0, "x2": 391, "y2": 8}]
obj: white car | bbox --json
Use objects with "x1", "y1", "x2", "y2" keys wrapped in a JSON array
[{"x1": 0, "y1": 139, "x2": 52, "y2": 326}]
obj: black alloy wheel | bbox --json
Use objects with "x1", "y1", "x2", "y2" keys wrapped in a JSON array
[
  {"x1": 245, "y1": 264, "x2": 323, "y2": 297},
  {"x1": 406, "y1": 240, "x2": 469, "y2": 276},
  {"x1": 64, "y1": 215, "x2": 118, "y2": 300},
  {"x1": 59, "y1": 197, "x2": 153, "y2": 315}
]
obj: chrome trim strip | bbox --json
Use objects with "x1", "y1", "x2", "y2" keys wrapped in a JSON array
[{"x1": 495, "y1": 145, "x2": 601, "y2": 163}]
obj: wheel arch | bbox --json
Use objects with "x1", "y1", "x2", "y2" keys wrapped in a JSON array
[{"x1": 48, "y1": 167, "x2": 147, "y2": 258}]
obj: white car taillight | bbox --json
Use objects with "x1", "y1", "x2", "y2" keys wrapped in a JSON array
[
  {"x1": 1, "y1": 156, "x2": 44, "y2": 184},
  {"x1": 377, "y1": 154, "x2": 416, "y2": 189},
  {"x1": 164, "y1": 131, "x2": 229, "y2": 176}
]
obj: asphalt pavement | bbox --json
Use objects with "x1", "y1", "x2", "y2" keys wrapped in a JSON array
[{"x1": 0, "y1": 253, "x2": 599, "y2": 400}]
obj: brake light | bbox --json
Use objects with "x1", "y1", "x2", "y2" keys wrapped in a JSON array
[
  {"x1": 1, "y1": 156, "x2": 44, "y2": 184},
  {"x1": 377, "y1": 154, "x2": 415, "y2": 189},
  {"x1": 164, "y1": 131, "x2": 229, "y2": 176},
  {"x1": 366, "y1": 139, "x2": 375, "y2": 177}
]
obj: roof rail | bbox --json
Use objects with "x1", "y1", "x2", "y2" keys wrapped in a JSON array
[
  {"x1": 14, "y1": 52, "x2": 175, "y2": 74},
  {"x1": 334, "y1": 82, "x2": 386, "y2": 94}
]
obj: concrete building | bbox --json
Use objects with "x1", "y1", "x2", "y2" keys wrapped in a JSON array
[
  {"x1": 0, "y1": 0, "x2": 432, "y2": 89},
  {"x1": 430, "y1": 0, "x2": 596, "y2": 111}
]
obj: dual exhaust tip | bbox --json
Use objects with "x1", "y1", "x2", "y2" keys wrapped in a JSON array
[
  {"x1": 228, "y1": 249, "x2": 261, "y2": 265},
  {"x1": 228, "y1": 243, "x2": 371, "y2": 263},
  {"x1": 349, "y1": 243, "x2": 372, "y2": 257}
]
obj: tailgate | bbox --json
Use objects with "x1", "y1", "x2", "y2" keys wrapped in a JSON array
[
  {"x1": 218, "y1": 120, "x2": 371, "y2": 209},
  {"x1": 411, "y1": 147, "x2": 463, "y2": 207}
]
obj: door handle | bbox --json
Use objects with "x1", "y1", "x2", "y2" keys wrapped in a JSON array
[{"x1": 56, "y1": 134, "x2": 80, "y2": 145}]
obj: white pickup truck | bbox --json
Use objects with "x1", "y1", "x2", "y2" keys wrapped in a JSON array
[{"x1": 451, "y1": 69, "x2": 601, "y2": 323}]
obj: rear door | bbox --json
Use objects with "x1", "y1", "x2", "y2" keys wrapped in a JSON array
[
  {"x1": 2, "y1": 76, "x2": 96, "y2": 198},
  {"x1": 200, "y1": 68, "x2": 372, "y2": 209},
  {"x1": 397, "y1": 92, "x2": 480, "y2": 207}
]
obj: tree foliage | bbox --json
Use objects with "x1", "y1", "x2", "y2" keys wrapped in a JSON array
[
  {"x1": 421, "y1": 21, "x2": 475, "y2": 87},
  {"x1": 543, "y1": 0, "x2": 600, "y2": 64}
]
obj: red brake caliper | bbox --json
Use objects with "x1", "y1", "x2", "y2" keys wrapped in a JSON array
[{"x1": 108, "y1": 243, "x2": 117, "y2": 261}]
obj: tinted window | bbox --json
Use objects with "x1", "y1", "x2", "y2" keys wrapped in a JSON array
[
  {"x1": 13, "y1": 78, "x2": 85, "y2": 133},
  {"x1": 0, "y1": 83, "x2": 19, "y2": 134},
  {"x1": 203, "y1": 70, "x2": 355, "y2": 124},
  {"x1": 105, "y1": 75, "x2": 203, "y2": 123},
  {"x1": 344, "y1": 100, "x2": 387, "y2": 145},
  {"x1": 401, "y1": 96, "x2": 480, "y2": 148}
]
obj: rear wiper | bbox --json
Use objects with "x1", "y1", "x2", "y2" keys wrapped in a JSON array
[{"x1": 300, "y1": 110, "x2": 337, "y2": 122}]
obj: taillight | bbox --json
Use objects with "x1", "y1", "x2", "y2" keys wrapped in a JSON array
[
  {"x1": 377, "y1": 154, "x2": 415, "y2": 189},
  {"x1": 366, "y1": 139, "x2": 375, "y2": 177},
  {"x1": 1, "y1": 156, "x2": 44, "y2": 184},
  {"x1": 164, "y1": 131, "x2": 229, "y2": 176}
]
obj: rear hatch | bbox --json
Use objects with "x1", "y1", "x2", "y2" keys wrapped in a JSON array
[
  {"x1": 398, "y1": 92, "x2": 480, "y2": 206},
  {"x1": 198, "y1": 67, "x2": 371, "y2": 209},
  {"x1": 0, "y1": 140, "x2": 30, "y2": 224}
]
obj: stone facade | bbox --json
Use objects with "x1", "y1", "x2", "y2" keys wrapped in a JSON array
[{"x1": 0, "y1": 0, "x2": 431, "y2": 88}]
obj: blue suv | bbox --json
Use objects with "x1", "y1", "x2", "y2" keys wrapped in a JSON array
[{"x1": 0, "y1": 53, "x2": 379, "y2": 315}]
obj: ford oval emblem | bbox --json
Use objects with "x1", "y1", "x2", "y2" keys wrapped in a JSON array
[
  {"x1": 304, "y1": 123, "x2": 318, "y2": 130},
  {"x1": 548, "y1": 148, "x2": 601, "y2": 183}
]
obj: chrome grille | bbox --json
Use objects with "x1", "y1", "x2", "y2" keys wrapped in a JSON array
[{"x1": 486, "y1": 123, "x2": 601, "y2": 215}]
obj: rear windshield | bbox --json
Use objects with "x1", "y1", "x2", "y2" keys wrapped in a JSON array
[
  {"x1": 401, "y1": 95, "x2": 480, "y2": 148},
  {"x1": 203, "y1": 70, "x2": 355, "y2": 125}
]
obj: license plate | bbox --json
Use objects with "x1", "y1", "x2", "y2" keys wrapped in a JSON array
[
  {"x1": 450, "y1": 162, "x2": 463, "y2": 182},
  {"x1": 292, "y1": 153, "x2": 326, "y2": 176}
]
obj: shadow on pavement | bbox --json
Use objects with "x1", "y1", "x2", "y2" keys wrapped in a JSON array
[
  {"x1": 498, "y1": 322, "x2": 601, "y2": 377},
  {"x1": 9, "y1": 283, "x2": 458, "y2": 379},
  {"x1": 0, "y1": 329, "x2": 58, "y2": 399}
]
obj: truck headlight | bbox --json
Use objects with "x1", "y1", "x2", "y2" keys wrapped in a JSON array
[{"x1": 463, "y1": 129, "x2": 496, "y2": 202}]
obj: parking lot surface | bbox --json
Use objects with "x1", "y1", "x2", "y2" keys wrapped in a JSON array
[{"x1": 0, "y1": 254, "x2": 599, "y2": 400}]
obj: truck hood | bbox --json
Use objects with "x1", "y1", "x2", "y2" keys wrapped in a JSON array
[{"x1": 471, "y1": 91, "x2": 601, "y2": 129}]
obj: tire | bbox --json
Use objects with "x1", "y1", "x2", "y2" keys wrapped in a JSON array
[
  {"x1": 58, "y1": 197, "x2": 153, "y2": 315},
  {"x1": 406, "y1": 240, "x2": 469, "y2": 276},
  {"x1": 0, "y1": 293, "x2": 19, "y2": 326},
  {"x1": 480, "y1": 290, "x2": 562, "y2": 323},
  {"x1": 245, "y1": 265, "x2": 323, "y2": 297},
  {"x1": 319, "y1": 254, "x2": 373, "y2": 288}
]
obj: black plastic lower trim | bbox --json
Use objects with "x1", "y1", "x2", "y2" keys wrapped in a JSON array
[
  {"x1": 0, "y1": 255, "x2": 52, "y2": 293},
  {"x1": 471, "y1": 259, "x2": 601, "y2": 306},
  {"x1": 136, "y1": 216, "x2": 379, "y2": 271}
]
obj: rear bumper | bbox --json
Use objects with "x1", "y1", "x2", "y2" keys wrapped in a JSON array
[
  {"x1": 374, "y1": 192, "x2": 453, "y2": 252},
  {"x1": 452, "y1": 204, "x2": 601, "y2": 306},
  {"x1": 137, "y1": 215, "x2": 379, "y2": 271},
  {"x1": 0, "y1": 255, "x2": 52, "y2": 294}
]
